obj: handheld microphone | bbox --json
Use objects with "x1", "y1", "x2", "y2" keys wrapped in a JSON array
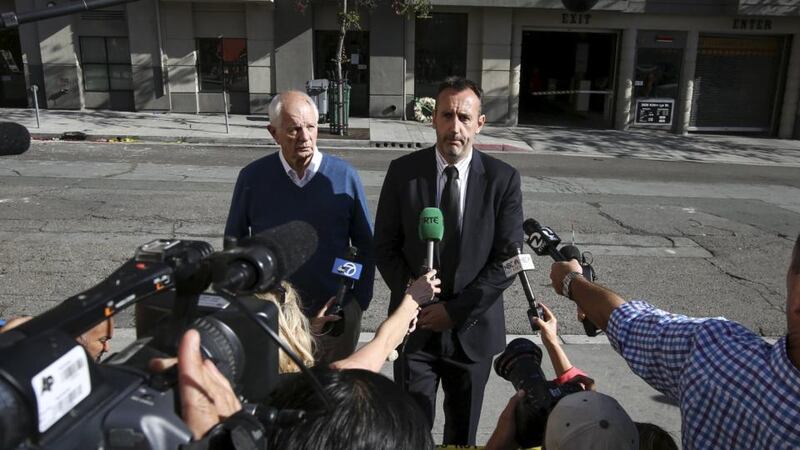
[
  {"x1": 523, "y1": 219, "x2": 564, "y2": 261},
  {"x1": 0, "y1": 122, "x2": 31, "y2": 156},
  {"x1": 502, "y1": 243, "x2": 544, "y2": 332},
  {"x1": 523, "y1": 219, "x2": 600, "y2": 337},
  {"x1": 323, "y1": 246, "x2": 362, "y2": 336},
  {"x1": 418, "y1": 208, "x2": 444, "y2": 271}
]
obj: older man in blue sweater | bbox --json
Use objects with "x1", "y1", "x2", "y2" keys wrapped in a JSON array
[{"x1": 224, "y1": 91, "x2": 374, "y2": 363}]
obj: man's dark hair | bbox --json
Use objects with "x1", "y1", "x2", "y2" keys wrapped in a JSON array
[
  {"x1": 266, "y1": 368, "x2": 434, "y2": 450},
  {"x1": 437, "y1": 77, "x2": 484, "y2": 106},
  {"x1": 792, "y1": 233, "x2": 800, "y2": 275}
]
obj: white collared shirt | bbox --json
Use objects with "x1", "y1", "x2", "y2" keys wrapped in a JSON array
[
  {"x1": 278, "y1": 148, "x2": 323, "y2": 187},
  {"x1": 435, "y1": 148, "x2": 471, "y2": 228}
]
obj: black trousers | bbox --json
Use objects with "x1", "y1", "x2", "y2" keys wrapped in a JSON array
[{"x1": 394, "y1": 330, "x2": 493, "y2": 446}]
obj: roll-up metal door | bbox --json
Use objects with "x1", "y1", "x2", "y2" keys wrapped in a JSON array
[{"x1": 690, "y1": 35, "x2": 786, "y2": 133}]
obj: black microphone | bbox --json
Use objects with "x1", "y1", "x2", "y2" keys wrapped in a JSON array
[
  {"x1": 560, "y1": 244, "x2": 582, "y2": 262},
  {"x1": 0, "y1": 122, "x2": 30, "y2": 156},
  {"x1": 503, "y1": 242, "x2": 544, "y2": 332},
  {"x1": 523, "y1": 219, "x2": 564, "y2": 261},
  {"x1": 524, "y1": 219, "x2": 601, "y2": 337},
  {"x1": 214, "y1": 221, "x2": 317, "y2": 295},
  {"x1": 558, "y1": 244, "x2": 600, "y2": 337},
  {"x1": 323, "y1": 246, "x2": 362, "y2": 336},
  {"x1": 1, "y1": 0, "x2": 139, "y2": 29}
]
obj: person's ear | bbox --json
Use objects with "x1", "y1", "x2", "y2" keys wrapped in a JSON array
[
  {"x1": 477, "y1": 114, "x2": 486, "y2": 132},
  {"x1": 267, "y1": 125, "x2": 278, "y2": 140}
]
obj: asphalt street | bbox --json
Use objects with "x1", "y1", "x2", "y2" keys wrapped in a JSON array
[{"x1": 2, "y1": 140, "x2": 799, "y2": 445}]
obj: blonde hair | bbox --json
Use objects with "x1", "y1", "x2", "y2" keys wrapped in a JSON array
[{"x1": 255, "y1": 281, "x2": 315, "y2": 373}]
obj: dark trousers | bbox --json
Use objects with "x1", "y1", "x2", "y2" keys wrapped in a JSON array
[{"x1": 394, "y1": 330, "x2": 493, "y2": 446}]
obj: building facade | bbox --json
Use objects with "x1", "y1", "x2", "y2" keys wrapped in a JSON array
[{"x1": 1, "y1": 0, "x2": 799, "y2": 138}]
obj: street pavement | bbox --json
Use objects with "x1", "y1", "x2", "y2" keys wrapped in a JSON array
[{"x1": 2, "y1": 109, "x2": 800, "y2": 446}]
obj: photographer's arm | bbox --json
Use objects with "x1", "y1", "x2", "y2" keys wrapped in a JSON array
[
  {"x1": 533, "y1": 303, "x2": 573, "y2": 377},
  {"x1": 331, "y1": 271, "x2": 440, "y2": 372}
]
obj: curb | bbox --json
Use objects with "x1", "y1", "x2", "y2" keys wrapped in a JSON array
[{"x1": 29, "y1": 133, "x2": 531, "y2": 153}]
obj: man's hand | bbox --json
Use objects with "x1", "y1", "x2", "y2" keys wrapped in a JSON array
[
  {"x1": 150, "y1": 330, "x2": 242, "y2": 440},
  {"x1": 532, "y1": 303, "x2": 558, "y2": 345},
  {"x1": 485, "y1": 389, "x2": 524, "y2": 450},
  {"x1": 418, "y1": 303, "x2": 454, "y2": 332},
  {"x1": 310, "y1": 297, "x2": 341, "y2": 335},
  {"x1": 550, "y1": 260, "x2": 583, "y2": 296},
  {"x1": 405, "y1": 269, "x2": 441, "y2": 305}
]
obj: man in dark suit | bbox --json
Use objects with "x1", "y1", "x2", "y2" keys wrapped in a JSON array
[{"x1": 374, "y1": 77, "x2": 523, "y2": 445}]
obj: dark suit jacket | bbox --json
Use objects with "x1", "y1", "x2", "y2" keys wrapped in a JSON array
[{"x1": 374, "y1": 147, "x2": 523, "y2": 361}]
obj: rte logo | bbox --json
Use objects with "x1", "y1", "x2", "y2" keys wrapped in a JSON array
[{"x1": 424, "y1": 217, "x2": 440, "y2": 225}]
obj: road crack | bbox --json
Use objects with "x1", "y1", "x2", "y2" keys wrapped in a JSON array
[{"x1": 704, "y1": 258, "x2": 784, "y2": 316}]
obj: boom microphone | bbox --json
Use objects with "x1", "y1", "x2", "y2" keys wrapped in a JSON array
[
  {"x1": 214, "y1": 221, "x2": 317, "y2": 295},
  {"x1": 0, "y1": 122, "x2": 31, "y2": 156},
  {"x1": 1, "y1": 0, "x2": 139, "y2": 29},
  {"x1": 419, "y1": 208, "x2": 444, "y2": 271}
]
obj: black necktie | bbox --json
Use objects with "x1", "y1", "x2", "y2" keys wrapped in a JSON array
[{"x1": 440, "y1": 165, "x2": 461, "y2": 296}]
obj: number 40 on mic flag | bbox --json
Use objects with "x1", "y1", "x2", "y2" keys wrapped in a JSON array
[
  {"x1": 502, "y1": 254, "x2": 535, "y2": 278},
  {"x1": 331, "y1": 258, "x2": 363, "y2": 280}
]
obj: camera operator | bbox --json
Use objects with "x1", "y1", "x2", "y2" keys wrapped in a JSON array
[
  {"x1": 162, "y1": 272, "x2": 440, "y2": 449},
  {"x1": 1, "y1": 315, "x2": 114, "y2": 362},
  {"x1": 547, "y1": 234, "x2": 800, "y2": 448}
]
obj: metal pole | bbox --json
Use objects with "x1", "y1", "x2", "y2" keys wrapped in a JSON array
[
  {"x1": 32, "y1": 85, "x2": 40, "y2": 128},
  {"x1": 223, "y1": 91, "x2": 230, "y2": 134}
]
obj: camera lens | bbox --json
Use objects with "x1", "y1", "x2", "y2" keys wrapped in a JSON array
[{"x1": 192, "y1": 316, "x2": 245, "y2": 387}]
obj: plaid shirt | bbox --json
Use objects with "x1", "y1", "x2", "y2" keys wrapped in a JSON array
[{"x1": 607, "y1": 301, "x2": 800, "y2": 450}]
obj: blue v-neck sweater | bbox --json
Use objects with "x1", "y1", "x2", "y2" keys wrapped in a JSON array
[{"x1": 224, "y1": 152, "x2": 374, "y2": 312}]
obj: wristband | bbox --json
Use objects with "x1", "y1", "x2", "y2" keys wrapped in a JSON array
[{"x1": 561, "y1": 271, "x2": 583, "y2": 300}]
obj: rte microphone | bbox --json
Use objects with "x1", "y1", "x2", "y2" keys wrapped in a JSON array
[
  {"x1": 323, "y1": 246, "x2": 363, "y2": 336},
  {"x1": 418, "y1": 207, "x2": 444, "y2": 271},
  {"x1": 502, "y1": 242, "x2": 544, "y2": 332},
  {"x1": 523, "y1": 219, "x2": 564, "y2": 261},
  {"x1": 0, "y1": 122, "x2": 31, "y2": 156}
]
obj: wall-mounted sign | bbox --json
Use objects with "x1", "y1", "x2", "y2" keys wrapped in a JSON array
[
  {"x1": 635, "y1": 98, "x2": 674, "y2": 126},
  {"x1": 732, "y1": 18, "x2": 772, "y2": 30},
  {"x1": 561, "y1": 13, "x2": 591, "y2": 25}
]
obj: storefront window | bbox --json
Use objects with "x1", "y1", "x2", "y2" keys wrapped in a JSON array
[
  {"x1": 197, "y1": 38, "x2": 248, "y2": 92},
  {"x1": 414, "y1": 13, "x2": 468, "y2": 99},
  {"x1": 634, "y1": 32, "x2": 684, "y2": 101},
  {"x1": 634, "y1": 48, "x2": 682, "y2": 99},
  {"x1": 79, "y1": 37, "x2": 132, "y2": 92}
]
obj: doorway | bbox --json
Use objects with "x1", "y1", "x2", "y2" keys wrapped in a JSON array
[
  {"x1": 520, "y1": 30, "x2": 618, "y2": 128},
  {"x1": 0, "y1": 29, "x2": 27, "y2": 108},
  {"x1": 314, "y1": 30, "x2": 369, "y2": 117}
]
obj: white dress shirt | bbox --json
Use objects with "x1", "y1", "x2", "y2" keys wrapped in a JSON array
[
  {"x1": 435, "y1": 148, "x2": 472, "y2": 229},
  {"x1": 278, "y1": 148, "x2": 323, "y2": 187}
]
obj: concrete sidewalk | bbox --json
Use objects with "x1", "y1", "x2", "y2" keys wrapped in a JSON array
[{"x1": 4, "y1": 107, "x2": 800, "y2": 167}]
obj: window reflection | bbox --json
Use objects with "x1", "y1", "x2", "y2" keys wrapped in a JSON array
[{"x1": 197, "y1": 38, "x2": 248, "y2": 92}]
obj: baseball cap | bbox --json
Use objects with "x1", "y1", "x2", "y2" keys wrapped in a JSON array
[{"x1": 545, "y1": 391, "x2": 638, "y2": 450}]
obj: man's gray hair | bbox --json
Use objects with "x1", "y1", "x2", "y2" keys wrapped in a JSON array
[{"x1": 268, "y1": 91, "x2": 319, "y2": 128}]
